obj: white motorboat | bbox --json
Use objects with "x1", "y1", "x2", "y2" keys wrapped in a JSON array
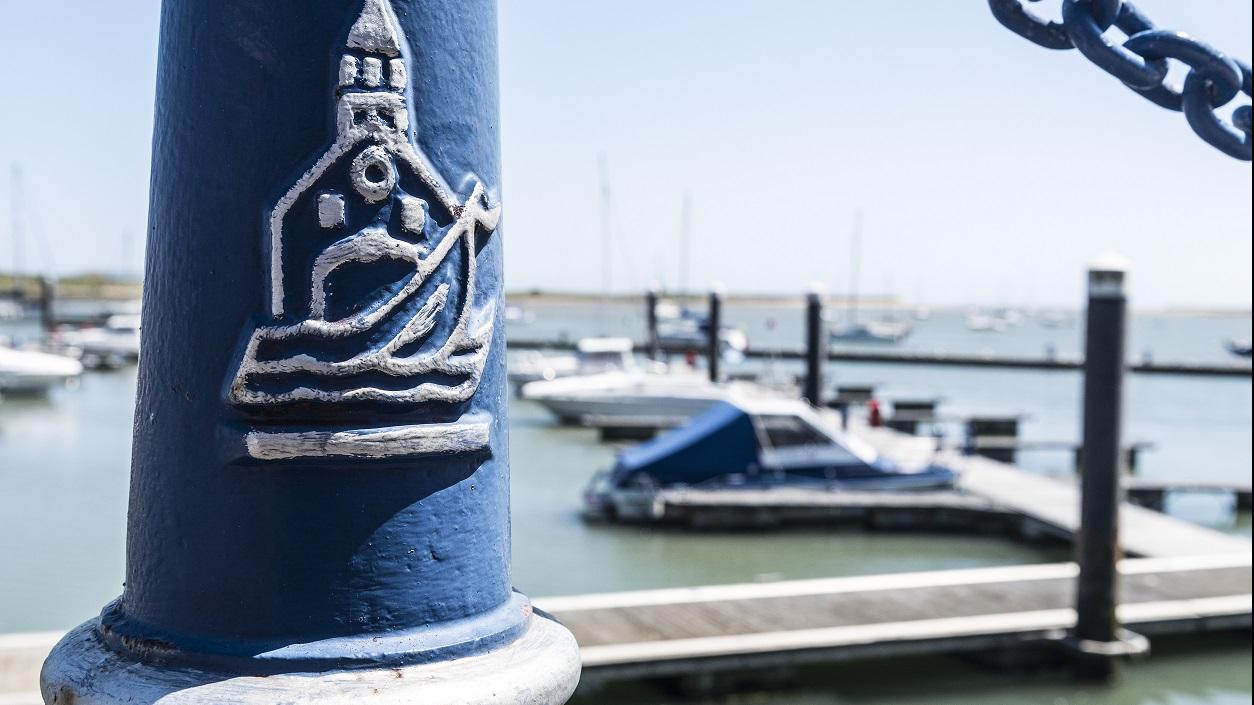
[
  {"x1": 520, "y1": 368, "x2": 791, "y2": 426},
  {"x1": 49, "y1": 313, "x2": 142, "y2": 367},
  {"x1": 0, "y1": 344, "x2": 84, "y2": 396},
  {"x1": 508, "y1": 337, "x2": 639, "y2": 393}
]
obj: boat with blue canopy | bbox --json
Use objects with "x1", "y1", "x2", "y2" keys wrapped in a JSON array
[{"x1": 586, "y1": 399, "x2": 958, "y2": 518}]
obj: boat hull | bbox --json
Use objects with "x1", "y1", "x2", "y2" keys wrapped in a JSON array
[{"x1": 0, "y1": 355, "x2": 83, "y2": 394}]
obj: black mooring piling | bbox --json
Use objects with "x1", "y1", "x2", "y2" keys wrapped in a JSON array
[
  {"x1": 1071, "y1": 254, "x2": 1142, "y2": 680},
  {"x1": 804, "y1": 289, "x2": 825, "y2": 407},
  {"x1": 38, "y1": 276, "x2": 57, "y2": 333},
  {"x1": 708, "y1": 288, "x2": 723, "y2": 383},
  {"x1": 646, "y1": 288, "x2": 661, "y2": 361}
]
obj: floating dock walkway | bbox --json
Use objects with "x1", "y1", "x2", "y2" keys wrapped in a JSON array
[{"x1": 537, "y1": 554, "x2": 1251, "y2": 684}]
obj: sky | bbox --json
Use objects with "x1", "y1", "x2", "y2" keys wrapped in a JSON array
[{"x1": 0, "y1": 1, "x2": 1250, "y2": 309}]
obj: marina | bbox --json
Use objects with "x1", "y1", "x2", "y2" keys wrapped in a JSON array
[
  {"x1": 0, "y1": 0, "x2": 1250, "y2": 702},
  {"x1": 0, "y1": 302, "x2": 1250, "y2": 703}
]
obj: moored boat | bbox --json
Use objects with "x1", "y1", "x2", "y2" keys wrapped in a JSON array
[
  {"x1": 965, "y1": 312, "x2": 1007, "y2": 333},
  {"x1": 585, "y1": 399, "x2": 957, "y2": 520},
  {"x1": 49, "y1": 314, "x2": 141, "y2": 368},
  {"x1": 520, "y1": 368, "x2": 790, "y2": 427},
  {"x1": 0, "y1": 343, "x2": 84, "y2": 396},
  {"x1": 508, "y1": 336, "x2": 639, "y2": 393}
]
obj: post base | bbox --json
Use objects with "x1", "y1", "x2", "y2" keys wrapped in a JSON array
[
  {"x1": 41, "y1": 613, "x2": 581, "y2": 705},
  {"x1": 1059, "y1": 629, "x2": 1150, "y2": 681}
]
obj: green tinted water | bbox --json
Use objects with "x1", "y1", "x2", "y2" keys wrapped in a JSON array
[{"x1": 575, "y1": 634, "x2": 1252, "y2": 705}]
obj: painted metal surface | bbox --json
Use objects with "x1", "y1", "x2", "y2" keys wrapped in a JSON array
[
  {"x1": 42, "y1": 616, "x2": 580, "y2": 705},
  {"x1": 42, "y1": 1, "x2": 579, "y2": 699},
  {"x1": 990, "y1": 0, "x2": 1252, "y2": 159}
]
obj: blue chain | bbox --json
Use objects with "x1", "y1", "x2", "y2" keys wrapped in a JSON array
[{"x1": 990, "y1": 0, "x2": 1252, "y2": 160}]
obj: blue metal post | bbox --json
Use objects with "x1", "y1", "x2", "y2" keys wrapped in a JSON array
[{"x1": 41, "y1": 1, "x2": 580, "y2": 702}]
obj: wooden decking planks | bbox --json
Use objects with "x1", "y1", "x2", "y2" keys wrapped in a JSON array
[{"x1": 536, "y1": 555, "x2": 1252, "y2": 676}]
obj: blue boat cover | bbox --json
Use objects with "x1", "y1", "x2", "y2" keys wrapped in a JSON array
[
  {"x1": 613, "y1": 402, "x2": 760, "y2": 486},
  {"x1": 610, "y1": 401, "x2": 958, "y2": 490}
]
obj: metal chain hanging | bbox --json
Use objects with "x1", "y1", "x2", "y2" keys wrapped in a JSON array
[{"x1": 990, "y1": 0, "x2": 1252, "y2": 161}]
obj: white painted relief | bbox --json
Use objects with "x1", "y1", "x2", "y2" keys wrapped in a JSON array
[
  {"x1": 230, "y1": 0, "x2": 498, "y2": 460},
  {"x1": 246, "y1": 418, "x2": 491, "y2": 461}
]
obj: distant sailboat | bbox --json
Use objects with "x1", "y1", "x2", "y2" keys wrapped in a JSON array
[
  {"x1": 1038, "y1": 310, "x2": 1071, "y2": 329},
  {"x1": 655, "y1": 194, "x2": 749, "y2": 356},
  {"x1": 830, "y1": 213, "x2": 911, "y2": 344},
  {"x1": 965, "y1": 311, "x2": 1007, "y2": 333}
]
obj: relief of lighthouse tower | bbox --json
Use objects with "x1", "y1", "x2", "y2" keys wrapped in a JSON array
[{"x1": 229, "y1": 0, "x2": 500, "y2": 462}]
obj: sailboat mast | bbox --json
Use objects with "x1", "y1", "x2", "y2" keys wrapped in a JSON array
[
  {"x1": 849, "y1": 210, "x2": 862, "y2": 324},
  {"x1": 9, "y1": 164, "x2": 24, "y2": 291},
  {"x1": 679, "y1": 192, "x2": 692, "y2": 300},
  {"x1": 598, "y1": 156, "x2": 612, "y2": 331}
]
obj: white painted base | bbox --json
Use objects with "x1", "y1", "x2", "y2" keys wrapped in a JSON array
[{"x1": 40, "y1": 614, "x2": 581, "y2": 705}]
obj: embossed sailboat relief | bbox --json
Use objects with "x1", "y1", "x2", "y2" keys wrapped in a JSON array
[{"x1": 229, "y1": 0, "x2": 499, "y2": 461}]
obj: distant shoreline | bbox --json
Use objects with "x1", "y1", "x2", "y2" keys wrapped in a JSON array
[
  {"x1": 503, "y1": 291, "x2": 1250, "y2": 317},
  {"x1": 0, "y1": 274, "x2": 142, "y2": 302},
  {"x1": 0, "y1": 274, "x2": 1249, "y2": 316},
  {"x1": 503, "y1": 291, "x2": 900, "y2": 309}
]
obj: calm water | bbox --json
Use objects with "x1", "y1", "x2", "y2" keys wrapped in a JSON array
[{"x1": 1, "y1": 302, "x2": 1250, "y2": 704}]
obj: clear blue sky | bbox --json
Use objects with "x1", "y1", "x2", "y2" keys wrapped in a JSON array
[{"x1": 1, "y1": 1, "x2": 1250, "y2": 308}]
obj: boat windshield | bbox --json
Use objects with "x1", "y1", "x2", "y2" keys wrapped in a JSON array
[
  {"x1": 757, "y1": 415, "x2": 832, "y2": 449},
  {"x1": 580, "y1": 351, "x2": 630, "y2": 368}
]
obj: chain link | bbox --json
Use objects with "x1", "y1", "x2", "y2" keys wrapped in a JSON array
[{"x1": 990, "y1": 0, "x2": 1252, "y2": 160}]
